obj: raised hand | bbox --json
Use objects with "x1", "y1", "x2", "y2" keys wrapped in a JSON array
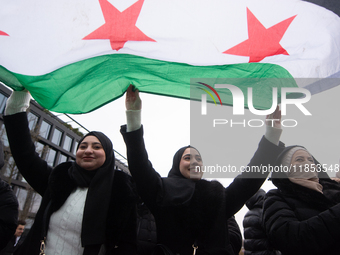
[
  {"x1": 125, "y1": 84, "x2": 142, "y2": 111},
  {"x1": 266, "y1": 106, "x2": 281, "y2": 129}
]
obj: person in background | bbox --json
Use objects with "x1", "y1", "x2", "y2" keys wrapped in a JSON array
[
  {"x1": 3, "y1": 89, "x2": 137, "y2": 255},
  {"x1": 243, "y1": 189, "x2": 281, "y2": 255},
  {"x1": 263, "y1": 145, "x2": 340, "y2": 255},
  {"x1": 0, "y1": 139, "x2": 18, "y2": 252},
  {"x1": 0, "y1": 220, "x2": 26, "y2": 255},
  {"x1": 120, "y1": 85, "x2": 285, "y2": 255}
]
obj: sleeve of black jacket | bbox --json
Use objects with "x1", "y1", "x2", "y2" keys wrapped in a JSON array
[
  {"x1": 4, "y1": 112, "x2": 52, "y2": 195},
  {"x1": 227, "y1": 216, "x2": 242, "y2": 255},
  {"x1": 0, "y1": 178, "x2": 18, "y2": 251},
  {"x1": 263, "y1": 189, "x2": 340, "y2": 255},
  {"x1": 120, "y1": 125, "x2": 163, "y2": 211},
  {"x1": 224, "y1": 137, "x2": 285, "y2": 217},
  {"x1": 243, "y1": 189, "x2": 278, "y2": 255}
]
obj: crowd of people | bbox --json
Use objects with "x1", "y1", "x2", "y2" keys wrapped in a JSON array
[{"x1": 0, "y1": 85, "x2": 339, "y2": 255}]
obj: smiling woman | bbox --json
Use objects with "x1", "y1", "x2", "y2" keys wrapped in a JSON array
[
  {"x1": 3, "y1": 90, "x2": 138, "y2": 255},
  {"x1": 178, "y1": 147, "x2": 203, "y2": 180},
  {"x1": 120, "y1": 85, "x2": 285, "y2": 255},
  {"x1": 76, "y1": 135, "x2": 106, "y2": 171}
]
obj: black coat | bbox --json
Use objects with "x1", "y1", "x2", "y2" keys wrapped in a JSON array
[
  {"x1": 121, "y1": 125, "x2": 284, "y2": 255},
  {"x1": 4, "y1": 113, "x2": 137, "y2": 255},
  {"x1": 136, "y1": 201, "x2": 157, "y2": 255},
  {"x1": 0, "y1": 232, "x2": 27, "y2": 255},
  {"x1": 263, "y1": 150, "x2": 340, "y2": 255},
  {"x1": 227, "y1": 216, "x2": 242, "y2": 255},
  {"x1": 0, "y1": 179, "x2": 18, "y2": 252},
  {"x1": 0, "y1": 138, "x2": 18, "y2": 252},
  {"x1": 243, "y1": 189, "x2": 280, "y2": 255}
]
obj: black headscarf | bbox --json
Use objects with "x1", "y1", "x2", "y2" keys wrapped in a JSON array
[
  {"x1": 162, "y1": 146, "x2": 226, "y2": 244},
  {"x1": 68, "y1": 131, "x2": 115, "y2": 247},
  {"x1": 159, "y1": 146, "x2": 199, "y2": 206}
]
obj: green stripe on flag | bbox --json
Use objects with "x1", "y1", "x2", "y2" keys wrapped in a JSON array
[{"x1": 0, "y1": 54, "x2": 297, "y2": 114}]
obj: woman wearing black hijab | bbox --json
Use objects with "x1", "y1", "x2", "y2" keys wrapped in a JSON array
[
  {"x1": 3, "y1": 90, "x2": 137, "y2": 255},
  {"x1": 121, "y1": 85, "x2": 285, "y2": 255}
]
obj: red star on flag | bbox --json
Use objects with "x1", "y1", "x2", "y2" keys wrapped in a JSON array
[
  {"x1": 224, "y1": 8, "x2": 296, "y2": 62},
  {"x1": 83, "y1": 0, "x2": 155, "y2": 51},
  {"x1": 0, "y1": 31, "x2": 9, "y2": 36}
]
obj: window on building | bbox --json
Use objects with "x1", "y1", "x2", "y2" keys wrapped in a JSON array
[
  {"x1": 0, "y1": 93, "x2": 8, "y2": 114},
  {"x1": 39, "y1": 120, "x2": 51, "y2": 139},
  {"x1": 51, "y1": 128, "x2": 62, "y2": 146},
  {"x1": 27, "y1": 112, "x2": 39, "y2": 131},
  {"x1": 30, "y1": 192, "x2": 42, "y2": 214},
  {"x1": 63, "y1": 135, "x2": 73, "y2": 152},
  {"x1": 3, "y1": 156, "x2": 19, "y2": 180},
  {"x1": 0, "y1": 125, "x2": 8, "y2": 147},
  {"x1": 57, "y1": 154, "x2": 68, "y2": 164},
  {"x1": 72, "y1": 141, "x2": 78, "y2": 155},
  {"x1": 15, "y1": 187, "x2": 28, "y2": 211},
  {"x1": 35, "y1": 142, "x2": 45, "y2": 157},
  {"x1": 45, "y1": 147, "x2": 56, "y2": 166}
]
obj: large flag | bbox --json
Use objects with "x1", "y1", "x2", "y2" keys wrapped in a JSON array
[{"x1": 0, "y1": 0, "x2": 339, "y2": 113}]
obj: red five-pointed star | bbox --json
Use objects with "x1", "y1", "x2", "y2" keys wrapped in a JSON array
[
  {"x1": 224, "y1": 8, "x2": 296, "y2": 62},
  {"x1": 0, "y1": 31, "x2": 9, "y2": 36},
  {"x1": 83, "y1": 0, "x2": 155, "y2": 51}
]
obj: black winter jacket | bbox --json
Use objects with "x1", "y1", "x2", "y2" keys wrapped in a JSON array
[
  {"x1": 136, "y1": 201, "x2": 157, "y2": 255},
  {"x1": 135, "y1": 202, "x2": 242, "y2": 255},
  {"x1": 4, "y1": 113, "x2": 137, "y2": 255},
  {"x1": 0, "y1": 178, "x2": 18, "y2": 251},
  {"x1": 121, "y1": 125, "x2": 284, "y2": 255},
  {"x1": 227, "y1": 216, "x2": 242, "y2": 255},
  {"x1": 243, "y1": 189, "x2": 280, "y2": 255},
  {"x1": 0, "y1": 138, "x2": 18, "y2": 252},
  {"x1": 263, "y1": 150, "x2": 340, "y2": 255}
]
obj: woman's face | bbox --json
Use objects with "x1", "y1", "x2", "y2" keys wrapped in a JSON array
[
  {"x1": 290, "y1": 150, "x2": 315, "y2": 172},
  {"x1": 179, "y1": 147, "x2": 203, "y2": 180},
  {"x1": 76, "y1": 135, "x2": 106, "y2": 171}
]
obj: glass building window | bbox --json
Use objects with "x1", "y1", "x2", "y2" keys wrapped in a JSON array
[
  {"x1": 3, "y1": 156, "x2": 18, "y2": 180},
  {"x1": 0, "y1": 93, "x2": 8, "y2": 114},
  {"x1": 57, "y1": 154, "x2": 68, "y2": 164},
  {"x1": 27, "y1": 112, "x2": 39, "y2": 131},
  {"x1": 72, "y1": 141, "x2": 78, "y2": 155},
  {"x1": 30, "y1": 193, "x2": 42, "y2": 214},
  {"x1": 15, "y1": 187, "x2": 28, "y2": 211},
  {"x1": 35, "y1": 142, "x2": 45, "y2": 157},
  {"x1": 0, "y1": 125, "x2": 8, "y2": 147},
  {"x1": 21, "y1": 176, "x2": 27, "y2": 184},
  {"x1": 63, "y1": 135, "x2": 73, "y2": 151},
  {"x1": 39, "y1": 120, "x2": 51, "y2": 139},
  {"x1": 45, "y1": 147, "x2": 56, "y2": 166},
  {"x1": 52, "y1": 128, "x2": 62, "y2": 145}
]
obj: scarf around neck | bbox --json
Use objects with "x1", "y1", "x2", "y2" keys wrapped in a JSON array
[
  {"x1": 68, "y1": 131, "x2": 115, "y2": 247},
  {"x1": 159, "y1": 146, "x2": 198, "y2": 206},
  {"x1": 273, "y1": 146, "x2": 323, "y2": 194}
]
